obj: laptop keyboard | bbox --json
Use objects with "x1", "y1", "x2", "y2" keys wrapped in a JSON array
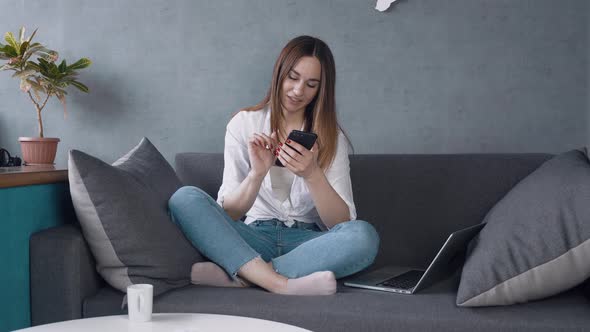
[{"x1": 378, "y1": 270, "x2": 425, "y2": 290}]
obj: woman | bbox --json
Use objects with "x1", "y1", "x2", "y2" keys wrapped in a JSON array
[{"x1": 169, "y1": 35, "x2": 379, "y2": 296}]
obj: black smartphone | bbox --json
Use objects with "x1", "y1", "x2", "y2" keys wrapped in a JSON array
[{"x1": 275, "y1": 130, "x2": 318, "y2": 167}]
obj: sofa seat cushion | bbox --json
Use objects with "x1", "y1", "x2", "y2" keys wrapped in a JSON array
[{"x1": 83, "y1": 276, "x2": 590, "y2": 332}]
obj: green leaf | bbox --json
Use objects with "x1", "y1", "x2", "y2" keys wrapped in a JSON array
[
  {"x1": 68, "y1": 80, "x2": 89, "y2": 93},
  {"x1": 27, "y1": 47, "x2": 53, "y2": 62},
  {"x1": 25, "y1": 61, "x2": 41, "y2": 72},
  {"x1": 19, "y1": 41, "x2": 29, "y2": 56},
  {"x1": 58, "y1": 59, "x2": 67, "y2": 72},
  {"x1": 25, "y1": 43, "x2": 43, "y2": 53},
  {"x1": 0, "y1": 47, "x2": 14, "y2": 59},
  {"x1": 68, "y1": 58, "x2": 92, "y2": 70},
  {"x1": 37, "y1": 58, "x2": 50, "y2": 71},
  {"x1": 48, "y1": 62, "x2": 60, "y2": 78},
  {"x1": 23, "y1": 43, "x2": 41, "y2": 54},
  {"x1": 4, "y1": 32, "x2": 19, "y2": 54},
  {"x1": 22, "y1": 43, "x2": 43, "y2": 61},
  {"x1": 62, "y1": 71, "x2": 79, "y2": 78},
  {"x1": 18, "y1": 27, "x2": 25, "y2": 43},
  {"x1": 27, "y1": 28, "x2": 38, "y2": 43},
  {"x1": 2, "y1": 45, "x2": 18, "y2": 57}
]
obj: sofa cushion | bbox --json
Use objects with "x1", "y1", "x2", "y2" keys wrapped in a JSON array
[
  {"x1": 68, "y1": 137, "x2": 204, "y2": 296},
  {"x1": 457, "y1": 148, "x2": 590, "y2": 307},
  {"x1": 83, "y1": 276, "x2": 590, "y2": 332}
]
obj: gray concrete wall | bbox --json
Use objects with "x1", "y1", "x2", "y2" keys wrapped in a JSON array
[{"x1": 0, "y1": 0, "x2": 587, "y2": 166}]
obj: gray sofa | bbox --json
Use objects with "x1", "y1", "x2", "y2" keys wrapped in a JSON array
[{"x1": 30, "y1": 153, "x2": 590, "y2": 331}]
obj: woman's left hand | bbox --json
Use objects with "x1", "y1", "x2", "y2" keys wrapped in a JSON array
[{"x1": 277, "y1": 140, "x2": 320, "y2": 180}]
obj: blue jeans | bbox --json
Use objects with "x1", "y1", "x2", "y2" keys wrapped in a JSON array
[{"x1": 168, "y1": 186, "x2": 380, "y2": 279}]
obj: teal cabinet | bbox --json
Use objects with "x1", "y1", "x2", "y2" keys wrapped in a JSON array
[{"x1": 0, "y1": 183, "x2": 72, "y2": 332}]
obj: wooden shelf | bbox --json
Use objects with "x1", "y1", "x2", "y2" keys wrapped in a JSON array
[{"x1": 0, "y1": 165, "x2": 68, "y2": 188}]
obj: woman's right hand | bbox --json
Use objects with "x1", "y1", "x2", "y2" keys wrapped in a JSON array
[{"x1": 248, "y1": 131, "x2": 279, "y2": 178}]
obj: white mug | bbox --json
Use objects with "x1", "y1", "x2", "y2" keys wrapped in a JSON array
[{"x1": 127, "y1": 284, "x2": 153, "y2": 322}]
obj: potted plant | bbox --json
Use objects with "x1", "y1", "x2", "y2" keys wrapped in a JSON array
[{"x1": 0, "y1": 27, "x2": 91, "y2": 165}]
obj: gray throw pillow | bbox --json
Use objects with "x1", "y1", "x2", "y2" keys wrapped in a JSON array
[
  {"x1": 68, "y1": 137, "x2": 204, "y2": 296},
  {"x1": 457, "y1": 148, "x2": 590, "y2": 307}
]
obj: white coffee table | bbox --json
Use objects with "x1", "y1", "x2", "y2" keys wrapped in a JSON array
[{"x1": 14, "y1": 313, "x2": 313, "y2": 332}]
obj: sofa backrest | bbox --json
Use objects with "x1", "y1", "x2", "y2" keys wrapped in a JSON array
[{"x1": 175, "y1": 153, "x2": 552, "y2": 270}]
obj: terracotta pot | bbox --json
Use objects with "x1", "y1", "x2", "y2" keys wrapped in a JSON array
[{"x1": 18, "y1": 137, "x2": 60, "y2": 165}]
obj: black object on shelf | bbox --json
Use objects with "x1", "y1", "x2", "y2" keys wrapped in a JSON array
[{"x1": 0, "y1": 148, "x2": 22, "y2": 167}]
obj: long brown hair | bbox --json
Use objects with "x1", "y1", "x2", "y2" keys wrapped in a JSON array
[{"x1": 239, "y1": 35, "x2": 353, "y2": 170}]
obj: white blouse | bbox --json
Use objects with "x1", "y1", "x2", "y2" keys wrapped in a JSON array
[
  {"x1": 216, "y1": 105, "x2": 357, "y2": 229},
  {"x1": 270, "y1": 166, "x2": 295, "y2": 204}
]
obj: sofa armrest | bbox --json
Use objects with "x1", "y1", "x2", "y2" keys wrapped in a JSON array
[{"x1": 30, "y1": 224, "x2": 104, "y2": 326}]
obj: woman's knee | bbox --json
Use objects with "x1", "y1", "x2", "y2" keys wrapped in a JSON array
[
  {"x1": 340, "y1": 220, "x2": 380, "y2": 260},
  {"x1": 168, "y1": 185, "x2": 209, "y2": 212}
]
